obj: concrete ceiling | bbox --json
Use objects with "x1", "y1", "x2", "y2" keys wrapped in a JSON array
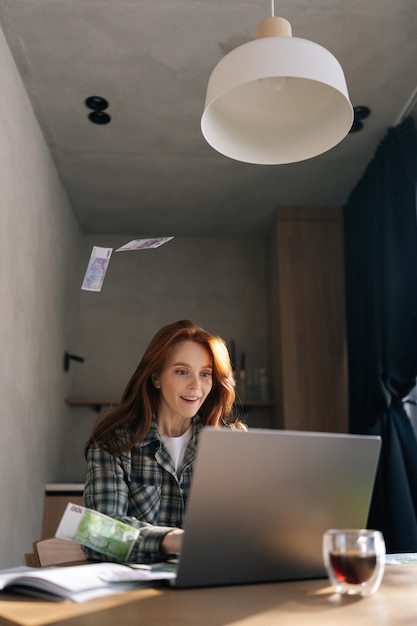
[{"x1": 0, "y1": 0, "x2": 416, "y2": 237}]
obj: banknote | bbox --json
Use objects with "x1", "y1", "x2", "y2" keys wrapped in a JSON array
[
  {"x1": 56, "y1": 503, "x2": 139, "y2": 561},
  {"x1": 81, "y1": 246, "x2": 113, "y2": 291},
  {"x1": 115, "y1": 237, "x2": 173, "y2": 252}
]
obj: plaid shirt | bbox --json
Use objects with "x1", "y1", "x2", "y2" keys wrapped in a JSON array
[{"x1": 83, "y1": 415, "x2": 204, "y2": 563}]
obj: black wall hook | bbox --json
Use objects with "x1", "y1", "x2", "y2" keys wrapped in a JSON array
[{"x1": 63, "y1": 351, "x2": 85, "y2": 372}]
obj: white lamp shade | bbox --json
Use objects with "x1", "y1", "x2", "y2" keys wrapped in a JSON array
[{"x1": 201, "y1": 36, "x2": 354, "y2": 165}]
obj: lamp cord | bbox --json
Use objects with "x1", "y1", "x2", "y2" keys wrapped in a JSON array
[{"x1": 271, "y1": 0, "x2": 275, "y2": 17}]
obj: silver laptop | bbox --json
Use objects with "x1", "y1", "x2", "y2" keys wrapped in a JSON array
[{"x1": 171, "y1": 427, "x2": 381, "y2": 588}]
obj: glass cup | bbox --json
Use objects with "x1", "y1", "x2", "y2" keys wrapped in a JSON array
[{"x1": 323, "y1": 529, "x2": 386, "y2": 596}]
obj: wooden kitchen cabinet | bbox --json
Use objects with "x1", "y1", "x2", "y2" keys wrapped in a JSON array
[{"x1": 268, "y1": 207, "x2": 348, "y2": 433}]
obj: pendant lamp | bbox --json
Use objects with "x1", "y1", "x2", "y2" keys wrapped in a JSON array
[{"x1": 201, "y1": 9, "x2": 354, "y2": 165}]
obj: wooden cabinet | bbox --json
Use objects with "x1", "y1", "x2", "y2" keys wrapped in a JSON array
[
  {"x1": 42, "y1": 484, "x2": 84, "y2": 539},
  {"x1": 268, "y1": 207, "x2": 348, "y2": 433}
]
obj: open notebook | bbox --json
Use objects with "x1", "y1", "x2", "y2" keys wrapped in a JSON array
[{"x1": 170, "y1": 427, "x2": 381, "y2": 588}]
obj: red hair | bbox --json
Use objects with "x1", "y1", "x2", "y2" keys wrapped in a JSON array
[{"x1": 85, "y1": 320, "x2": 241, "y2": 456}]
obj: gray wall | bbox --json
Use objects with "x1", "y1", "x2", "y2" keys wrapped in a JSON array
[
  {"x1": 67, "y1": 235, "x2": 270, "y2": 483},
  {"x1": 0, "y1": 25, "x2": 82, "y2": 568},
  {"x1": 0, "y1": 26, "x2": 269, "y2": 568}
]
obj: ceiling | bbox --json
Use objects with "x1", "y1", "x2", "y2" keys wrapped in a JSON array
[{"x1": 0, "y1": 0, "x2": 416, "y2": 237}]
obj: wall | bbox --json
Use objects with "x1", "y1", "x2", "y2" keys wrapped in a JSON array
[
  {"x1": 67, "y1": 234, "x2": 271, "y2": 480},
  {"x1": 0, "y1": 24, "x2": 82, "y2": 568},
  {"x1": 0, "y1": 24, "x2": 270, "y2": 567}
]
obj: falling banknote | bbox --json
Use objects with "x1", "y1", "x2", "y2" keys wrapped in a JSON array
[
  {"x1": 115, "y1": 237, "x2": 173, "y2": 252},
  {"x1": 81, "y1": 246, "x2": 113, "y2": 292}
]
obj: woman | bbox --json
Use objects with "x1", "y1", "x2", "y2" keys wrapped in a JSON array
[{"x1": 83, "y1": 319, "x2": 245, "y2": 563}]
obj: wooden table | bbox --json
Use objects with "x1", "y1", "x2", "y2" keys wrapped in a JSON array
[{"x1": 1, "y1": 564, "x2": 416, "y2": 626}]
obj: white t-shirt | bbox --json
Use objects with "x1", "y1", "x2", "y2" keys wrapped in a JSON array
[{"x1": 161, "y1": 426, "x2": 192, "y2": 474}]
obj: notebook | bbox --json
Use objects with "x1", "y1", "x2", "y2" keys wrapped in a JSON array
[{"x1": 171, "y1": 427, "x2": 381, "y2": 588}]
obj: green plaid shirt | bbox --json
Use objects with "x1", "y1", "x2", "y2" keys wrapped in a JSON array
[{"x1": 83, "y1": 415, "x2": 204, "y2": 563}]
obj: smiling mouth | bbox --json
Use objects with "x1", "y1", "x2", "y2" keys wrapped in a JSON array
[{"x1": 181, "y1": 396, "x2": 201, "y2": 402}]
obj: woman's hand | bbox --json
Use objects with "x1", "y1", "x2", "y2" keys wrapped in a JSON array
[{"x1": 161, "y1": 528, "x2": 184, "y2": 556}]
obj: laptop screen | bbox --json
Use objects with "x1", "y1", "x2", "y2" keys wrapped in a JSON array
[{"x1": 174, "y1": 427, "x2": 381, "y2": 588}]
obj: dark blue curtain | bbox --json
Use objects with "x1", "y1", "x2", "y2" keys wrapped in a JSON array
[{"x1": 344, "y1": 116, "x2": 417, "y2": 552}]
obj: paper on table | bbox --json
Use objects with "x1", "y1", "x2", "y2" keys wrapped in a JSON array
[
  {"x1": 81, "y1": 246, "x2": 113, "y2": 291},
  {"x1": 98, "y1": 563, "x2": 177, "y2": 582},
  {"x1": 385, "y1": 553, "x2": 417, "y2": 565},
  {"x1": 0, "y1": 562, "x2": 171, "y2": 603},
  {"x1": 115, "y1": 237, "x2": 173, "y2": 251},
  {"x1": 56, "y1": 503, "x2": 139, "y2": 561}
]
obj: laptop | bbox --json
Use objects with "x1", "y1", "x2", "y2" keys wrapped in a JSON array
[{"x1": 171, "y1": 427, "x2": 381, "y2": 588}]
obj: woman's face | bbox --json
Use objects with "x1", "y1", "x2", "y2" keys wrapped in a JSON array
[{"x1": 153, "y1": 340, "x2": 213, "y2": 422}]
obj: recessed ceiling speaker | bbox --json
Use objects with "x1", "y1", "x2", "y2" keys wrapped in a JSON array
[{"x1": 85, "y1": 96, "x2": 109, "y2": 111}]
